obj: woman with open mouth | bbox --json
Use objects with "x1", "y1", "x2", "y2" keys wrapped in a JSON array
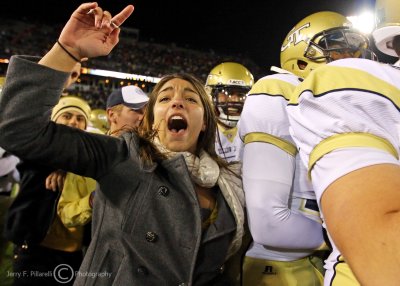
[{"x1": 0, "y1": 3, "x2": 245, "y2": 285}]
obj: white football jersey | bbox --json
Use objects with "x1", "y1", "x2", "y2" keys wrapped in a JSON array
[
  {"x1": 287, "y1": 57, "x2": 400, "y2": 284},
  {"x1": 215, "y1": 122, "x2": 243, "y2": 163}
]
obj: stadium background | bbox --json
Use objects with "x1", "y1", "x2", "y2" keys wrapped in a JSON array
[{"x1": 0, "y1": 0, "x2": 396, "y2": 109}]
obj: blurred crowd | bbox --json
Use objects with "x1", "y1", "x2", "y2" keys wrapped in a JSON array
[{"x1": 0, "y1": 18, "x2": 265, "y2": 110}]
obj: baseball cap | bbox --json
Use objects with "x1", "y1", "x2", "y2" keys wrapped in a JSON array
[{"x1": 106, "y1": 86, "x2": 149, "y2": 110}]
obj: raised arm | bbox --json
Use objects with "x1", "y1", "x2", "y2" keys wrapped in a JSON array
[
  {"x1": 0, "y1": 3, "x2": 133, "y2": 178},
  {"x1": 39, "y1": 2, "x2": 134, "y2": 73}
]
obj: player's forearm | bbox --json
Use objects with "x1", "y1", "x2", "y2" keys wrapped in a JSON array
[{"x1": 245, "y1": 179, "x2": 324, "y2": 249}]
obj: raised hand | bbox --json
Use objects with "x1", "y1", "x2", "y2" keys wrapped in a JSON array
[{"x1": 58, "y1": 2, "x2": 134, "y2": 60}]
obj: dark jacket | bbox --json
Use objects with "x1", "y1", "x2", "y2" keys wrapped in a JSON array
[
  {"x1": 0, "y1": 56, "x2": 245, "y2": 286},
  {"x1": 4, "y1": 161, "x2": 60, "y2": 246}
]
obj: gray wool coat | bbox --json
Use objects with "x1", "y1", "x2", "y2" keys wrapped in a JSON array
[{"x1": 0, "y1": 56, "x2": 245, "y2": 285}]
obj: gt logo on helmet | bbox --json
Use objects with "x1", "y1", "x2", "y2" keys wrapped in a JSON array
[{"x1": 281, "y1": 23, "x2": 310, "y2": 52}]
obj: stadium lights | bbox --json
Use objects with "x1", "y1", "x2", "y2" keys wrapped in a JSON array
[
  {"x1": 347, "y1": 11, "x2": 375, "y2": 34},
  {"x1": 81, "y1": 67, "x2": 161, "y2": 83}
]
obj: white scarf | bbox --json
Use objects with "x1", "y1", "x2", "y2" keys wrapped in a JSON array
[{"x1": 154, "y1": 139, "x2": 220, "y2": 188}]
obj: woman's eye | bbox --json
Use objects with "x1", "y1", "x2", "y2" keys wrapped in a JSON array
[
  {"x1": 186, "y1": 97, "x2": 197, "y2": 103},
  {"x1": 159, "y1": 96, "x2": 170, "y2": 102}
]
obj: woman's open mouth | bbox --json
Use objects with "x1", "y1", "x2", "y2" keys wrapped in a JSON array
[{"x1": 168, "y1": 115, "x2": 187, "y2": 134}]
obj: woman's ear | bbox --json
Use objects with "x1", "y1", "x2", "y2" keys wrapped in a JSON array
[{"x1": 201, "y1": 122, "x2": 206, "y2": 131}]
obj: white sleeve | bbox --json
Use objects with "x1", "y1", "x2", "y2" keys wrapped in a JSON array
[
  {"x1": 243, "y1": 142, "x2": 324, "y2": 249},
  {"x1": 287, "y1": 59, "x2": 400, "y2": 197}
]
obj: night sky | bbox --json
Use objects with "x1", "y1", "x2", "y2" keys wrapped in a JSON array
[{"x1": 2, "y1": 0, "x2": 390, "y2": 71}]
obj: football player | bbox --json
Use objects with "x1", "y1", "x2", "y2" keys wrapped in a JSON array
[
  {"x1": 287, "y1": 0, "x2": 400, "y2": 284},
  {"x1": 240, "y1": 11, "x2": 375, "y2": 286},
  {"x1": 206, "y1": 62, "x2": 254, "y2": 162}
]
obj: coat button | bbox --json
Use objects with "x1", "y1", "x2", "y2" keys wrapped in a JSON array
[
  {"x1": 145, "y1": 231, "x2": 158, "y2": 242},
  {"x1": 158, "y1": 186, "x2": 169, "y2": 196},
  {"x1": 137, "y1": 266, "x2": 148, "y2": 275},
  {"x1": 219, "y1": 264, "x2": 225, "y2": 273}
]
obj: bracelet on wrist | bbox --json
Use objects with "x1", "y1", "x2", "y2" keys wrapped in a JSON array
[{"x1": 56, "y1": 40, "x2": 81, "y2": 63}]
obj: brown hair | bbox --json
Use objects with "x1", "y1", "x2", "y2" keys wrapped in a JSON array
[{"x1": 135, "y1": 73, "x2": 231, "y2": 169}]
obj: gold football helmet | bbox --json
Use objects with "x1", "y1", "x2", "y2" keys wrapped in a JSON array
[
  {"x1": 373, "y1": 0, "x2": 400, "y2": 57},
  {"x1": 205, "y1": 62, "x2": 254, "y2": 127},
  {"x1": 89, "y1": 109, "x2": 109, "y2": 134},
  {"x1": 281, "y1": 11, "x2": 375, "y2": 78}
]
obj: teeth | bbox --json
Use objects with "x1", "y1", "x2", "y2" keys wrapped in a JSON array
[{"x1": 168, "y1": 115, "x2": 187, "y2": 132}]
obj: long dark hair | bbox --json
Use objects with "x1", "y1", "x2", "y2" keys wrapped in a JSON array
[{"x1": 135, "y1": 73, "x2": 232, "y2": 170}]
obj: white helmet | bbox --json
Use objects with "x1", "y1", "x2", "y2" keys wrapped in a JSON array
[{"x1": 372, "y1": 0, "x2": 400, "y2": 57}]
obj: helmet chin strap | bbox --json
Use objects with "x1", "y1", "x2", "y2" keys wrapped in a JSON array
[
  {"x1": 221, "y1": 119, "x2": 238, "y2": 128},
  {"x1": 218, "y1": 110, "x2": 239, "y2": 128}
]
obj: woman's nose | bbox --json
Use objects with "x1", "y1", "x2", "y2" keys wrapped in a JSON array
[{"x1": 171, "y1": 98, "x2": 184, "y2": 109}]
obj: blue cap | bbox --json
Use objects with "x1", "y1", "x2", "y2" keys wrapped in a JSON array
[{"x1": 106, "y1": 86, "x2": 149, "y2": 110}]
